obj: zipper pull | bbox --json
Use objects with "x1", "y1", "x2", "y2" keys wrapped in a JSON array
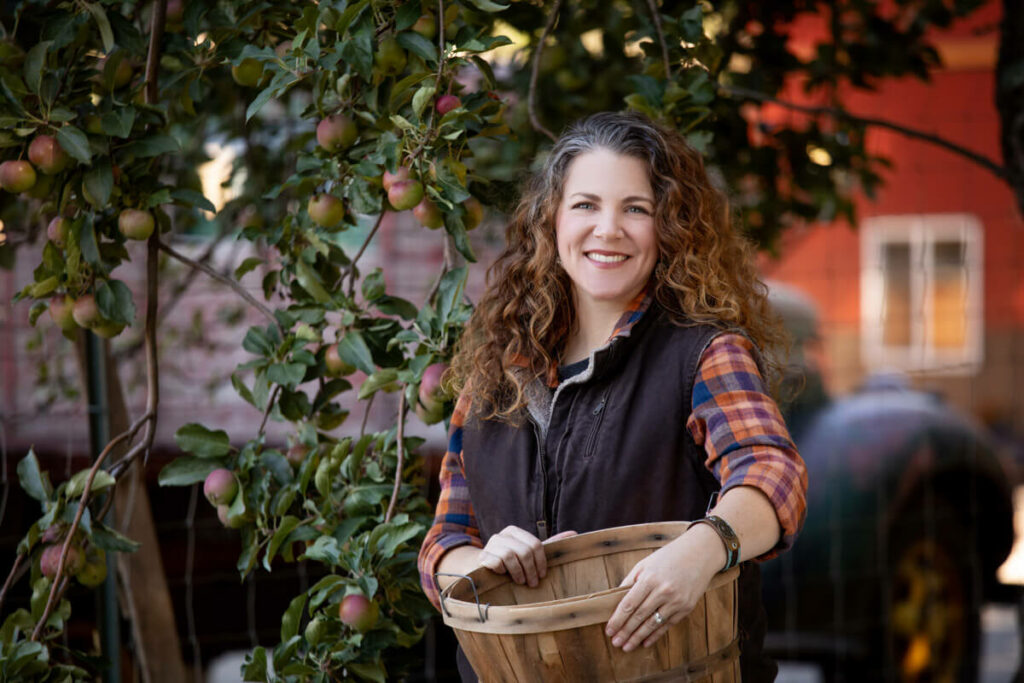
[
  {"x1": 593, "y1": 398, "x2": 606, "y2": 415},
  {"x1": 537, "y1": 520, "x2": 549, "y2": 541}
]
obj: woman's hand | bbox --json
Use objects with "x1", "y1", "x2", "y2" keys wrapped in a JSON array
[
  {"x1": 478, "y1": 526, "x2": 577, "y2": 587},
  {"x1": 604, "y1": 524, "x2": 724, "y2": 652}
]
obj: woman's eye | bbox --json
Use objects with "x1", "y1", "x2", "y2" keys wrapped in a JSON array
[
  {"x1": 572, "y1": 202, "x2": 594, "y2": 210},
  {"x1": 627, "y1": 206, "x2": 650, "y2": 215}
]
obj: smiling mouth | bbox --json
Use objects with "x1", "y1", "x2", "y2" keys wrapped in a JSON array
[{"x1": 585, "y1": 251, "x2": 629, "y2": 264}]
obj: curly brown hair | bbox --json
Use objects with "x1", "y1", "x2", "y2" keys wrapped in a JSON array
[{"x1": 449, "y1": 111, "x2": 786, "y2": 421}]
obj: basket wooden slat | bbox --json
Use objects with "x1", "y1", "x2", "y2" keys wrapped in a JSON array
[{"x1": 439, "y1": 522, "x2": 742, "y2": 682}]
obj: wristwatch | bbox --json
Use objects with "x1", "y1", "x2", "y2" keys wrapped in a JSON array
[{"x1": 690, "y1": 515, "x2": 741, "y2": 571}]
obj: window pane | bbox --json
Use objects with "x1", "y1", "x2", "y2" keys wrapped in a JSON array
[
  {"x1": 930, "y1": 240, "x2": 967, "y2": 349},
  {"x1": 882, "y1": 243, "x2": 911, "y2": 346}
]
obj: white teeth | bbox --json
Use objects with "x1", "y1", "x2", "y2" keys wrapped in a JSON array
[{"x1": 587, "y1": 252, "x2": 628, "y2": 263}]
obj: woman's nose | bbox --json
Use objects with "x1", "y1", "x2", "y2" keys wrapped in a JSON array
[{"x1": 592, "y1": 210, "x2": 623, "y2": 239}]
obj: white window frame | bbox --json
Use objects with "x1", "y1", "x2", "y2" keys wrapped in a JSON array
[{"x1": 860, "y1": 213, "x2": 984, "y2": 375}]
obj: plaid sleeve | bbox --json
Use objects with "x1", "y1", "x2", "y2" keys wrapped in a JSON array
[
  {"x1": 417, "y1": 392, "x2": 485, "y2": 610},
  {"x1": 686, "y1": 333, "x2": 808, "y2": 560}
]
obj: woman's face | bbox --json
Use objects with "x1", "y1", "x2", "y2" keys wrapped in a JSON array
[{"x1": 555, "y1": 148, "x2": 658, "y2": 313}]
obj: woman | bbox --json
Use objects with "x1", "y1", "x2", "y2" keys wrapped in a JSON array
[{"x1": 417, "y1": 111, "x2": 808, "y2": 681}]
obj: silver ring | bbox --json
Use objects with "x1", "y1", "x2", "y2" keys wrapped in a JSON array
[{"x1": 653, "y1": 611, "x2": 664, "y2": 625}]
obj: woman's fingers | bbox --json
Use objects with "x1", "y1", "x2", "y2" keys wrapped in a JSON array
[
  {"x1": 503, "y1": 526, "x2": 547, "y2": 584},
  {"x1": 545, "y1": 530, "x2": 578, "y2": 543},
  {"x1": 479, "y1": 526, "x2": 546, "y2": 586},
  {"x1": 609, "y1": 585, "x2": 663, "y2": 650},
  {"x1": 605, "y1": 574, "x2": 653, "y2": 638}
]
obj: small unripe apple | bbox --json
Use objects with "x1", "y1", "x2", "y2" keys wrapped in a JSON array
[
  {"x1": 339, "y1": 594, "x2": 379, "y2": 632},
  {"x1": 72, "y1": 295, "x2": 101, "y2": 329},
  {"x1": 375, "y1": 37, "x2": 406, "y2": 76},
  {"x1": 231, "y1": 58, "x2": 264, "y2": 87},
  {"x1": 463, "y1": 196, "x2": 484, "y2": 230},
  {"x1": 316, "y1": 114, "x2": 358, "y2": 153},
  {"x1": 85, "y1": 114, "x2": 104, "y2": 135},
  {"x1": 412, "y1": 13, "x2": 437, "y2": 39},
  {"x1": 40, "y1": 544, "x2": 85, "y2": 578},
  {"x1": 204, "y1": 468, "x2": 238, "y2": 505},
  {"x1": 118, "y1": 209, "x2": 155, "y2": 240},
  {"x1": 307, "y1": 194, "x2": 345, "y2": 228},
  {"x1": 305, "y1": 616, "x2": 327, "y2": 646},
  {"x1": 97, "y1": 55, "x2": 134, "y2": 90},
  {"x1": 286, "y1": 444, "x2": 309, "y2": 468},
  {"x1": 217, "y1": 504, "x2": 247, "y2": 529},
  {"x1": 381, "y1": 166, "x2": 411, "y2": 192},
  {"x1": 325, "y1": 344, "x2": 356, "y2": 376},
  {"x1": 388, "y1": 179, "x2": 424, "y2": 211},
  {"x1": 93, "y1": 320, "x2": 125, "y2": 339},
  {"x1": 29, "y1": 135, "x2": 71, "y2": 175},
  {"x1": 436, "y1": 94, "x2": 461, "y2": 115},
  {"x1": 49, "y1": 296, "x2": 76, "y2": 331},
  {"x1": 419, "y1": 363, "x2": 450, "y2": 405},
  {"x1": 77, "y1": 547, "x2": 107, "y2": 587},
  {"x1": 0, "y1": 160, "x2": 37, "y2": 193},
  {"x1": 47, "y1": 217, "x2": 71, "y2": 246},
  {"x1": 412, "y1": 198, "x2": 444, "y2": 229},
  {"x1": 415, "y1": 397, "x2": 445, "y2": 425}
]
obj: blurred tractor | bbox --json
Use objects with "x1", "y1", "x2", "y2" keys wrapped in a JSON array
[{"x1": 761, "y1": 283, "x2": 1018, "y2": 682}]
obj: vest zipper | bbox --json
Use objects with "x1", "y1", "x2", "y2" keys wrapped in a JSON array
[
  {"x1": 531, "y1": 421, "x2": 551, "y2": 540},
  {"x1": 582, "y1": 388, "x2": 611, "y2": 458}
]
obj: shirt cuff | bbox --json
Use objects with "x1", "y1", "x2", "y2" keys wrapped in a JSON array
[{"x1": 418, "y1": 533, "x2": 484, "y2": 611}]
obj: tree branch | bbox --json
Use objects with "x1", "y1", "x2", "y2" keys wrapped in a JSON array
[
  {"x1": 145, "y1": 0, "x2": 167, "y2": 107},
  {"x1": 159, "y1": 240, "x2": 282, "y2": 333},
  {"x1": 719, "y1": 83, "x2": 1010, "y2": 182},
  {"x1": 0, "y1": 553, "x2": 25, "y2": 615},
  {"x1": 643, "y1": 0, "x2": 672, "y2": 80},
  {"x1": 346, "y1": 211, "x2": 386, "y2": 297},
  {"x1": 259, "y1": 385, "x2": 281, "y2": 437},
  {"x1": 528, "y1": 0, "x2": 562, "y2": 142},
  {"x1": 384, "y1": 390, "x2": 407, "y2": 523}
]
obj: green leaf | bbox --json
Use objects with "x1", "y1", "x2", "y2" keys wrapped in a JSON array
[
  {"x1": 101, "y1": 108, "x2": 135, "y2": 138},
  {"x1": 234, "y1": 257, "x2": 263, "y2": 279},
  {"x1": 358, "y1": 368, "x2": 398, "y2": 399},
  {"x1": 95, "y1": 279, "x2": 135, "y2": 325},
  {"x1": 126, "y1": 134, "x2": 181, "y2": 158},
  {"x1": 158, "y1": 456, "x2": 221, "y2": 486},
  {"x1": 397, "y1": 32, "x2": 438, "y2": 64},
  {"x1": 337, "y1": 330, "x2": 375, "y2": 375},
  {"x1": 78, "y1": 215, "x2": 101, "y2": 265},
  {"x1": 242, "y1": 647, "x2": 268, "y2": 682},
  {"x1": 243, "y1": 325, "x2": 275, "y2": 356},
  {"x1": 303, "y1": 535, "x2": 341, "y2": 565},
  {"x1": 395, "y1": 2, "x2": 422, "y2": 31},
  {"x1": 281, "y1": 593, "x2": 307, "y2": 642},
  {"x1": 83, "y1": 158, "x2": 113, "y2": 209},
  {"x1": 170, "y1": 188, "x2": 216, "y2": 212},
  {"x1": 463, "y1": 0, "x2": 509, "y2": 11},
  {"x1": 259, "y1": 451, "x2": 293, "y2": 485},
  {"x1": 436, "y1": 266, "x2": 467, "y2": 323},
  {"x1": 29, "y1": 276, "x2": 58, "y2": 298},
  {"x1": 374, "y1": 295, "x2": 418, "y2": 320},
  {"x1": 65, "y1": 469, "x2": 115, "y2": 499},
  {"x1": 23, "y1": 41, "x2": 52, "y2": 95},
  {"x1": 17, "y1": 450, "x2": 52, "y2": 503},
  {"x1": 347, "y1": 661, "x2": 387, "y2": 683},
  {"x1": 412, "y1": 84, "x2": 436, "y2": 121},
  {"x1": 56, "y1": 126, "x2": 91, "y2": 164},
  {"x1": 83, "y1": 2, "x2": 115, "y2": 52},
  {"x1": 294, "y1": 260, "x2": 332, "y2": 304},
  {"x1": 174, "y1": 423, "x2": 231, "y2": 458},
  {"x1": 92, "y1": 521, "x2": 140, "y2": 553},
  {"x1": 267, "y1": 362, "x2": 307, "y2": 389},
  {"x1": 265, "y1": 516, "x2": 302, "y2": 571},
  {"x1": 361, "y1": 269, "x2": 386, "y2": 301},
  {"x1": 246, "y1": 84, "x2": 277, "y2": 122}
]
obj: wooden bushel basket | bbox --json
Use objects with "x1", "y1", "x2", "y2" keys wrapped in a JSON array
[{"x1": 438, "y1": 522, "x2": 740, "y2": 682}]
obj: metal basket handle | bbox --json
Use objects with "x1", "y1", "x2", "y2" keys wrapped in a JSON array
[{"x1": 434, "y1": 572, "x2": 490, "y2": 622}]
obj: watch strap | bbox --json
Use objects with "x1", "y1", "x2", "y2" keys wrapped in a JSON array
[{"x1": 690, "y1": 514, "x2": 741, "y2": 572}]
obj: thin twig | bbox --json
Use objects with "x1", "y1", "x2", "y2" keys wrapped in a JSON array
[
  {"x1": 145, "y1": 0, "x2": 167, "y2": 106},
  {"x1": 384, "y1": 390, "x2": 407, "y2": 523},
  {"x1": 719, "y1": 83, "x2": 1009, "y2": 181},
  {"x1": 159, "y1": 240, "x2": 282, "y2": 332},
  {"x1": 359, "y1": 392, "x2": 376, "y2": 438},
  {"x1": 0, "y1": 553, "x2": 25, "y2": 615},
  {"x1": 140, "y1": 228, "x2": 161, "y2": 466},
  {"x1": 643, "y1": 0, "x2": 671, "y2": 80},
  {"x1": 528, "y1": 0, "x2": 562, "y2": 142},
  {"x1": 346, "y1": 212, "x2": 386, "y2": 297},
  {"x1": 259, "y1": 385, "x2": 281, "y2": 436},
  {"x1": 30, "y1": 412, "x2": 153, "y2": 641}
]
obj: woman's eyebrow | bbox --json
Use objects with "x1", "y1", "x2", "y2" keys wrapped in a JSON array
[{"x1": 569, "y1": 192, "x2": 654, "y2": 204}]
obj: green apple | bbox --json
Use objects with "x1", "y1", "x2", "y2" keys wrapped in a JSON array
[
  {"x1": 118, "y1": 209, "x2": 155, "y2": 240},
  {"x1": 316, "y1": 114, "x2": 358, "y2": 153},
  {"x1": 308, "y1": 194, "x2": 345, "y2": 228},
  {"x1": 388, "y1": 179, "x2": 424, "y2": 211},
  {"x1": 375, "y1": 37, "x2": 406, "y2": 76},
  {"x1": 0, "y1": 161, "x2": 37, "y2": 193}
]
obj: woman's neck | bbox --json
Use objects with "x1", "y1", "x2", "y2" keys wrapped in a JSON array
[{"x1": 561, "y1": 296, "x2": 628, "y2": 365}]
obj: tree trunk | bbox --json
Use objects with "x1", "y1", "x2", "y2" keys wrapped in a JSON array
[{"x1": 997, "y1": 0, "x2": 1024, "y2": 215}]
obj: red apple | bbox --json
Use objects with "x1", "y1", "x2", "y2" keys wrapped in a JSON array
[
  {"x1": 204, "y1": 468, "x2": 238, "y2": 505},
  {"x1": 0, "y1": 160, "x2": 37, "y2": 193},
  {"x1": 412, "y1": 198, "x2": 444, "y2": 229},
  {"x1": 47, "y1": 217, "x2": 71, "y2": 246},
  {"x1": 40, "y1": 544, "x2": 85, "y2": 578},
  {"x1": 72, "y1": 295, "x2": 101, "y2": 329},
  {"x1": 325, "y1": 343, "x2": 356, "y2": 376},
  {"x1": 29, "y1": 135, "x2": 71, "y2": 175},
  {"x1": 316, "y1": 114, "x2": 358, "y2": 153},
  {"x1": 339, "y1": 594, "x2": 379, "y2": 632},
  {"x1": 49, "y1": 296, "x2": 76, "y2": 331},
  {"x1": 381, "y1": 166, "x2": 411, "y2": 192},
  {"x1": 419, "y1": 363, "x2": 450, "y2": 405},
  {"x1": 118, "y1": 209, "x2": 155, "y2": 240},
  {"x1": 388, "y1": 179, "x2": 424, "y2": 211},
  {"x1": 436, "y1": 94, "x2": 461, "y2": 115},
  {"x1": 308, "y1": 194, "x2": 345, "y2": 228},
  {"x1": 286, "y1": 444, "x2": 309, "y2": 468},
  {"x1": 463, "y1": 196, "x2": 484, "y2": 230},
  {"x1": 231, "y1": 58, "x2": 264, "y2": 87}
]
